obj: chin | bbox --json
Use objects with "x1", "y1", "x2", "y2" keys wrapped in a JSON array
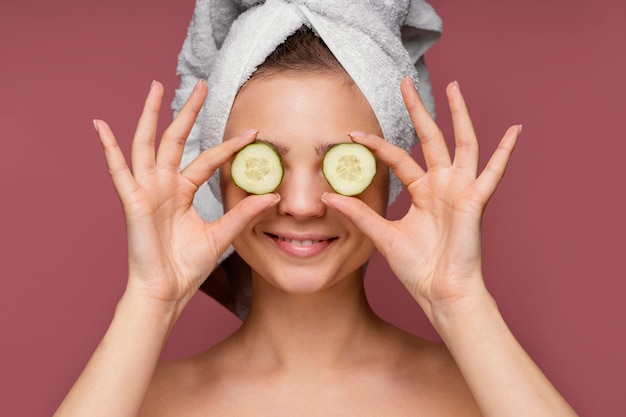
[{"x1": 251, "y1": 263, "x2": 363, "y2": 296}]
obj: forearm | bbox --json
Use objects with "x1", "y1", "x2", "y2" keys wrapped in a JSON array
[
  {"x1": 54, "y1": 289, "x2": 181, "y2": 417},
  {"x1": 430, "y1": 288, "x2": 577, "y2": 417}
]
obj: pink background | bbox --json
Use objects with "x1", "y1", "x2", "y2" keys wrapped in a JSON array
[{"x1": 1, "y1": 0, "x2": 625, "y2": 415}]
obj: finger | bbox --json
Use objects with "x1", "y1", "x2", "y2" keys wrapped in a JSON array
[
  {"x1": 181, "y1": 129, "x2": 258, "y2": 187},
  {"x1": 348, "y1": 132, "x2": 425, "y2": 188},
  {"x1": 321, "y1": 192, "x2": 395, "y2": 257},
  {"x1": 130, "y1": 81, "x2": 163, "y2": 175},
  {"x1": 447, "y1": 81, "x2": 479, "y2": 177},
  {"x1": 156, "y1": 80, "x2": 208, "y2": 170},
  {"x1": 207, "y1": 193, "x2": 281, "y2": 255},
  {"x1": 474, "y1": 125, "x2": 521, "y2": 203},
  {"x1": 401, "y1": 77, "x2": 452, "y2": 169},
  {"x1": 94, "y1": 119, "x2": 140, "y2": 199}
]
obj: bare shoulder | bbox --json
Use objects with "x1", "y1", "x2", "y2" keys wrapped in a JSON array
[
  {"x1": 380, "y1": 326, "x2": 482, "y2": 416},
  {"x1": 138, "y1": 358, "x2": 196, "y2": 416},
  {"x1": 138, "y1": 346, "x2": 231, "y2": 417}
]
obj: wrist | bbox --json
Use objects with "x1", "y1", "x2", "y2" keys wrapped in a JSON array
[
  {"x1": 116, "y1": 287, "x2": 185, "y2": 333},
  {"x1": 427, "y1": 285, "x2": 500, "y2": 340}
]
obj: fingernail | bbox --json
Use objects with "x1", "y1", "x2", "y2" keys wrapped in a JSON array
[
  {"x1": 273, "y1": 193, "x2": 281, "y2": 204},
  {"x1": 452, "y1": 80, "x2": 460, "y2": 89},
  {"x1": 349, "y1": 131, "x2": 366, "y2": 139},
  {"x1": 151, "y1": 80, "x2": 157, "y2": 88},
  {"x1": 242, "y1": 129, "x2": 258, "y2": 137},
  {"x1": 193, "y1": 79, "x2": 204, "y2": 91},
  {"x1": 518, "y1": 124, "x2": 523, "y2": 135},
  {"x1": 92, "y1": 119, "x2": 99, "y2": 133},
  {"x1": 402, "y1": 76, "x2": 417, "y2": 90}
]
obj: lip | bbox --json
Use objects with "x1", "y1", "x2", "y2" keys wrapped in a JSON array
[{"x1": 265, "y1": 232, "x2": 337, "y2": 258}]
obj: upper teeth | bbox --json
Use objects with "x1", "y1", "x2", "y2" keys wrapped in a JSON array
[{"x1": 277, "y1": 236, "x2": 321, "y2": 246}]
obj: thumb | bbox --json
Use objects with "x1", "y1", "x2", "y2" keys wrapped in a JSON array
[
  {"x1": 321, "y1": 192, "x2": 394, "y2": 256},
  {"x1": 207, "y1": 193, "x2": 280, "y2": 257}
]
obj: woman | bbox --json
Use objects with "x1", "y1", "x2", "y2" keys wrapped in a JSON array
[{"x1": 54, "y1": 2, "x2": 577, "y2": 416}]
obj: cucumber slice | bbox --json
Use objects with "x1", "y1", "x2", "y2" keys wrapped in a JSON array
[
  {"x1": 322, "y1": 143, "x2": 376, "y2": 196},
  {"x1": 231, "y1": 142, "x2": 284, "y2": 194}
]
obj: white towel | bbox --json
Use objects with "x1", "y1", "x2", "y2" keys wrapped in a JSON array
[{"x1": 173, "y1": 0, "x2": 442, "y2": 317}]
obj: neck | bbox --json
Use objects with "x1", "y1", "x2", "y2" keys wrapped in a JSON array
[{"x1": 234, "y1": 270, "x2": 385, "y2": 370}]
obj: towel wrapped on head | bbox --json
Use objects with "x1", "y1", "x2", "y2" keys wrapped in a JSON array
[{"x1": 174, "y1": 0, "x2": 442, "y2": 318}]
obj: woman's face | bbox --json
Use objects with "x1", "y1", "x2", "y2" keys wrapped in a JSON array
[{"x1": 221, "y1": 73, "x2": 389, "y2": 294}]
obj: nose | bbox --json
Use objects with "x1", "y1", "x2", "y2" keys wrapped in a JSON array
[{"x1": 276, "y1": 167, "x2": 328, "y2": 220}]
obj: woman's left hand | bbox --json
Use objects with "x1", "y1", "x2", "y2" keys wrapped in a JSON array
[{"x1": 322, "y1": 79, "x2": 521, "y2": 318}]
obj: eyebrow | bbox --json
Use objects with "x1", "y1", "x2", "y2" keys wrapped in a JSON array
[
  {"x1": 314, "y1": 142, "x2": 341, "y2": 157},
  {"x1": 255, "y1": 138, "x2": 290, "y2": 156},
  {"x1": 256, "y1": 137, "x2": 346, "y2": 157}
]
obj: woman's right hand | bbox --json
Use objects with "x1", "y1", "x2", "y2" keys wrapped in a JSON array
[{"x1": 94, "y1": 80, "x2": 279, "y2": 307}]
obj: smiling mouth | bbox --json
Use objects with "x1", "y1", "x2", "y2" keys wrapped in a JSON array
[{"x1": 265, "y1": 233, "x2": 337, "y2": 247}]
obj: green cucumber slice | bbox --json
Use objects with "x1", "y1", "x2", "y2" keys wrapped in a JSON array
[
  {"x1": 231, "y1": 142, "x2": 284, "y2": 194},
  {"x1": 322, "y1": 143, "x2": 376, "y2": 196}
]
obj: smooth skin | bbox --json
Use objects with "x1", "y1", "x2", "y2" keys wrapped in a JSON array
[{"x1": 54, "y1": 74, "x2": 577, "y2": 417}]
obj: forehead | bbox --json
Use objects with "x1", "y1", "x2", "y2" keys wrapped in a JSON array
[{"x1": 224, "y1": 73, "x2": 383, "y2": 143}]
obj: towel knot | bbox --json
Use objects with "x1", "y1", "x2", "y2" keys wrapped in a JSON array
[{"x1": 210, "y1": 0, "x2": 431, "y2": 51}]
